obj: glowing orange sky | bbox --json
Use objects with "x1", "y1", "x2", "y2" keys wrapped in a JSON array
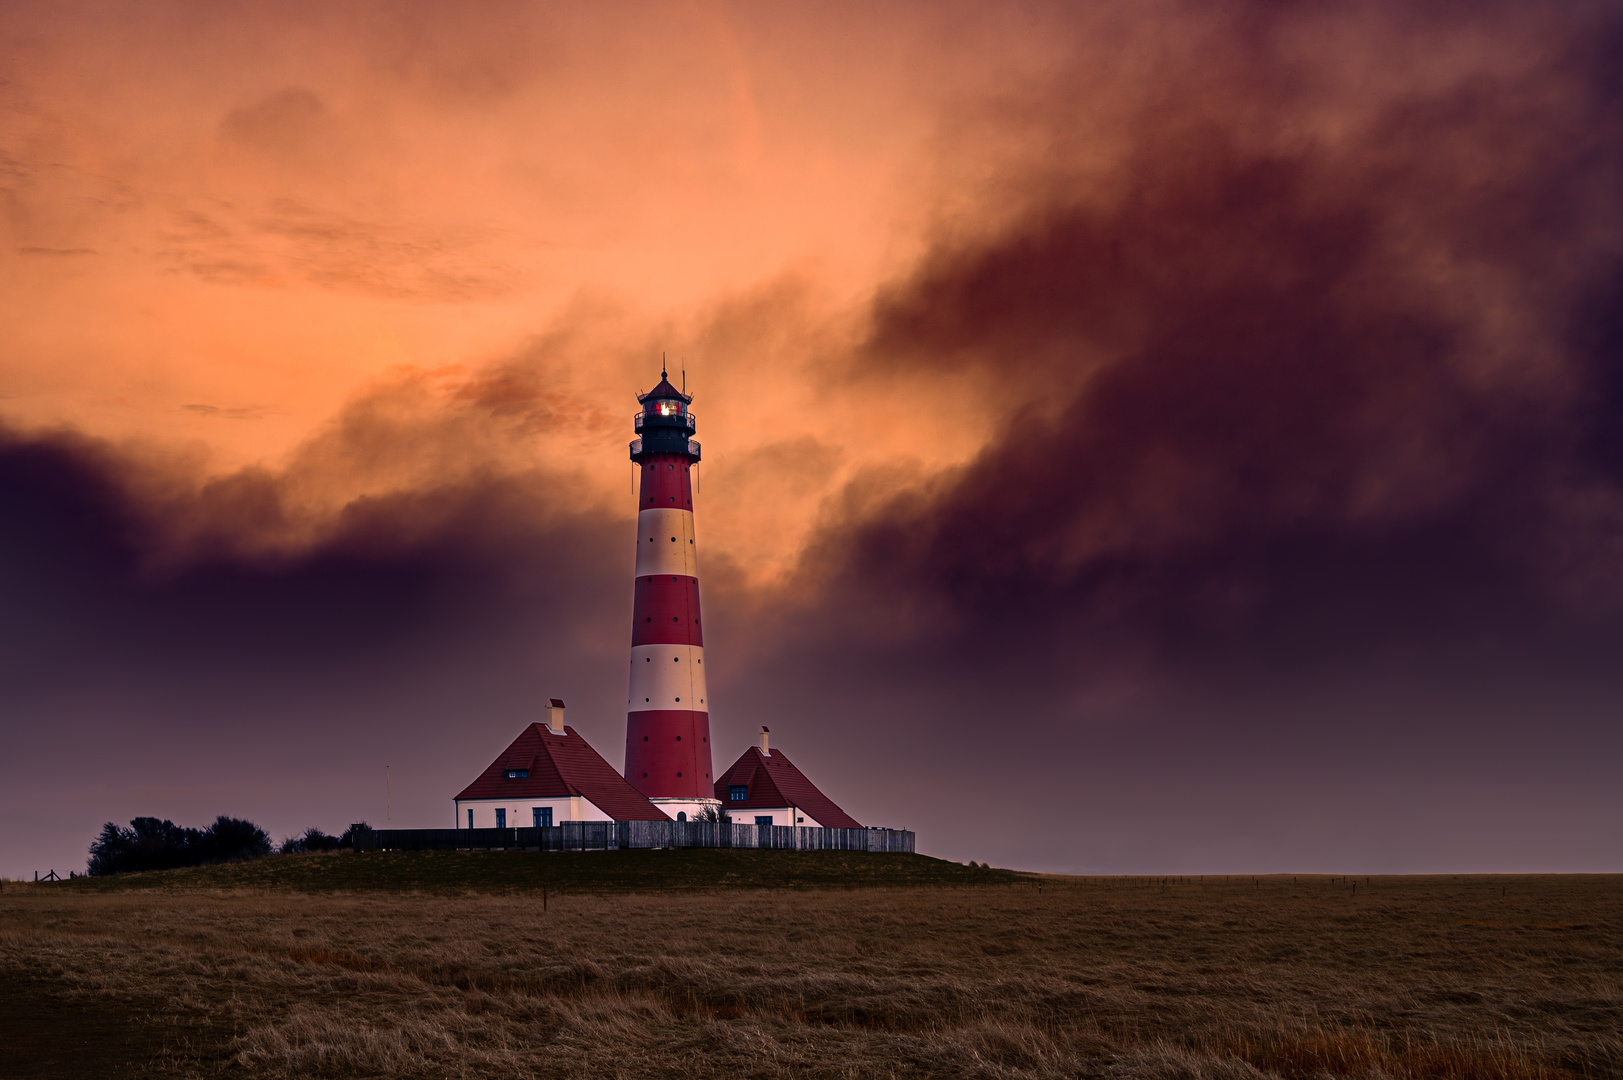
[{"x1": 1, "y1": 3, "x2": 1087, "y2": 578}]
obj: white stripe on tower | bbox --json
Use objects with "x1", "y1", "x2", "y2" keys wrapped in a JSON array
[
  {"x1": 627, "y1": 644, "x2": 708, "y2": 710},
  {"x1": 634, "y1": 507, "x2": 699, "y2": 577}
]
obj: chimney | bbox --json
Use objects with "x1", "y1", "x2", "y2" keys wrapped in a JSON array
[
  {"x1": 759, "y1": 726, "x2": 770, "y2": 756},
  {"x1": 546, "y1": 698, "x2": 566, "y2": 734}
]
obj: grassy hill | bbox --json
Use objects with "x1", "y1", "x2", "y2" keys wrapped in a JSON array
[{"x1": 49, "y1": 847, "x2": 1019, "y2": 895}]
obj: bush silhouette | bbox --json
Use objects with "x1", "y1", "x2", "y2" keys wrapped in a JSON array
[
  {"x1": 88, "y1": 815, "x2": 271, "y2": 876},
  {"x1": 199, "y1": 816, "x2": 272, "y2": 862},
  {"x1": 279, "y1": 827, "x2": 343, "y2": 854}
]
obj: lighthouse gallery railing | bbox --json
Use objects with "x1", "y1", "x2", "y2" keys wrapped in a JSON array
[
  {"x1": 628, "y1": 437, "x2": 701, "y2": 458},
  {"x1": 353, "y1": 822, "x2": 914, "y2": 853}
]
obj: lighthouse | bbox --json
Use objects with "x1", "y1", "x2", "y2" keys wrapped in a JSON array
[
  {"x1": 624, "y1": 368, "x2": 720, "y2": 821},
  {"x1": 447, "y1": 366, "x2": 880, "y2": 838}
]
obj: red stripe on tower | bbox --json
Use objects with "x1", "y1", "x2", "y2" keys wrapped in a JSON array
[
  {"x1": 624, "y1": 368, "x2": 715, "y2": 813},
  {"x1": 631, "y1": 576, "x2": 703, "y2": 646}
]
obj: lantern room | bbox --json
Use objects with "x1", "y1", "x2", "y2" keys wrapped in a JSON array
[{"x1": 631, "y1": 369, "x2": 700, "y2": 461}]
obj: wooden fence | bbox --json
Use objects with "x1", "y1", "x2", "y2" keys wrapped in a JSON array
[{"x1": 353, "y1": 822, "x2": 914, "y2": 854}]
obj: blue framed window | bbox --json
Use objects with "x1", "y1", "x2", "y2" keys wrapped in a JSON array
[
  {"x1": 467, "y1": 809, "x2": 473, "y2": 829},
  {"x1": 729, "y1": 786, "x2": 748, "y2": 802},
  {"x1": 533, "y1": 807, "x2": 551, "y2": 827},
  {"x1": 755, "y1": 816, "x2": 773, "y2": 828},
  {"x1": 495, "y1": 808, "x2": 506, "y2": 828},
  {"x1": 506, "y1": 769, "x2": 528, "y2": 779}
]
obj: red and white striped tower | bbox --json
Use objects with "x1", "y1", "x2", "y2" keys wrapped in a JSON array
[{"x1": 624, "y1": 367, "x2": 718, "y2": 821}]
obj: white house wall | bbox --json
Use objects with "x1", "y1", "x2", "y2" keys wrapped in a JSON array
[
  {"x1": 721, "y1": 806, "x2": 823, "y2": 828},
  {"x1": 648, "y1": 797, "x2": 721, "y2": 823},
  {"x1": 455, "y1": 796, "x2": 612, "y2": 828}
]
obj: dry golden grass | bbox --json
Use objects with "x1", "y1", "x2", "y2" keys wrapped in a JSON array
[{"x1": 2, "y1": 866, "x2": 1619, "y2": 1078}]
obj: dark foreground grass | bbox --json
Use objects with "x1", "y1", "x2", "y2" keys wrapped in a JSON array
[
  {"x1": 42, "y1": 848, "x2": 1010, "y2": 894},
  {"x1": 0, "y1": 969, "x2": 226, "y2": 1079},
  {"x1": 2, "y1": 870, "x2": 1619, "y2": 1079}
]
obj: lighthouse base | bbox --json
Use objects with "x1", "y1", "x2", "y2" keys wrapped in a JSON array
[{"x1": 650, "y1": 797, "x2": 722, "y2": 823}]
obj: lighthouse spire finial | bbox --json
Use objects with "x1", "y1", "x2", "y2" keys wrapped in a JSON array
[{"x1": 662, "y1": 352, "x2": 667, "y2": 380}]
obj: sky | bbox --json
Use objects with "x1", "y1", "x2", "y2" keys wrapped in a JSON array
[{"x1": 3, "y1": 0, "x2": 1622, "y2": 877}]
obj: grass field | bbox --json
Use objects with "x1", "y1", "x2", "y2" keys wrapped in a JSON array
[
  {"x1": 31, "y1": 847, "x2": 1000, "y2": 895},
  {"x1": 1, "y1": 854, "x2": 1619, "y2": 1079}
]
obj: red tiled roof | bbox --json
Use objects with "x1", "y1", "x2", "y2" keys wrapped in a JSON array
[
  {"x1": 455, "y1": 725, "x2": 670, "y2": 821},
  {"x1": 714, "y1": 746, "x2": 862, "y2": 829}
]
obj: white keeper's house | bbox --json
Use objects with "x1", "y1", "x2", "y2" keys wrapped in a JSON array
[
  {"x1": 454, "y1": 701, "x2": 669, "y2": 828},
  {"x1": 713, "y1": 728, "x2": 862, "y2": 829}
]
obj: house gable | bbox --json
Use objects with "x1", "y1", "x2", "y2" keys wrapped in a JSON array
[
  {"x1": 714, "y1": 746, "x2": 862, "y2": 828},
  {"x1": 455, "y1": 724, "x2": 669, "y2": 822}
]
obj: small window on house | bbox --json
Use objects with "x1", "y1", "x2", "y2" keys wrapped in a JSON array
[
  {"x1": 506, "y1": 769, "x2": 528, "y2": 779},
  {"x1": 729, "y1": 786, "x2": 748, "y2": 802},
  {"x1": 495, "y1": 809, "x2": 506, "y2": 828},
  {"x1": 534, "y1": 807, "x2": 552, "y2": 828}
]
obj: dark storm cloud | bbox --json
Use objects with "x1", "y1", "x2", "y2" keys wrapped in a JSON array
[
  {"x1": 0, "y1": 413, "x2": 626, "y2": 685},
  {"x1": 800, "y1": 3, "x2": 1623, "y2": 682},
  {"x1": 0, "y1": 416, "x2": 633, "y2": 874},
  {"x1": 703, "y1": 3, "x2": 1623, "y2": 870}
]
